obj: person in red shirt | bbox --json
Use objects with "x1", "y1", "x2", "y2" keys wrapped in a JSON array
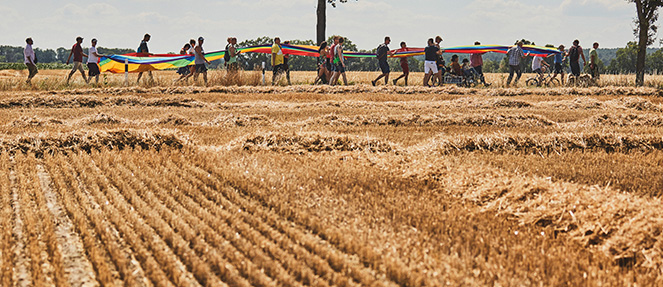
[
  {"x1": 392, "y1": 41, "x2": 411, "y2": 86},
  {"x1": 66, "y1": 36, "x2": 89, "y2": 84}
]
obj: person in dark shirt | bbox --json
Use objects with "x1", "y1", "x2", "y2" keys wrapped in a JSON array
[
  {"x1": 136, "y1": 34, "x2": 153, "y2": 84},
  {"x1": 66, "y1": 36, "x2": 89, "y2": 84},
  {"x1": 371, "y1": 36, "x2": 394, "y2": 86},
  {"x1": 423, "y1": 38, "x2": 443, "y2": 87}
]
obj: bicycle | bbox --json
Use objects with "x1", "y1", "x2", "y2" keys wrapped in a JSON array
[{"x1": 525, "y1": 66, "x2": 561, "y2": 87}]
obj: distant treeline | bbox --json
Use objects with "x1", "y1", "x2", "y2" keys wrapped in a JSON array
[{"x1": 1, "y1": 38, "x2": 662, "y2": 74}]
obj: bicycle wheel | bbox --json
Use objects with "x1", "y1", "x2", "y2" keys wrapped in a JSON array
[
  {"x1": 525, "y1": 78, "x2": 539, "y2": 87},
  {"x1": 547, "y1": 78, "x2": 561, "y2": 87}
]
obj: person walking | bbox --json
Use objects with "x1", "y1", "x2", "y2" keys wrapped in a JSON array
[
  {"x1": 372, "y1": 36, "x2": 394, "y2": 86},
  {"x1": 271, "y1": 37, "x2": 286, "y2": 85},
  {"x1": 506, "y1": 41, "x2": 527, "y2": 87},
  {"x1": 568, "y1": 39, "x2": 586, "y2": 77},
  {"x1": 87, "y1": 38, "x2": 105, "y2": 84},
  {"x1": 330, "y1": 37, "x2": 348, "y2": 86},
  {"x1": 24, "y1": 38, "x2": 38, "y2": 84},
  {"x1": 470, "y1": 41, "x2": 490, "y2": 86},
  {"x1": 192, "y1": 36, "x2": 210, "y2": 85},
  {"x1": 227, "y1": 37, "x2": 240, "y2": 72},
  {"x1": 283, "y1": 40, "x2": 292, "y2": 85},
  {"x1": 423, "y1": 38, "x2": 443, "y2": 87},
  {"x1": 66, "y1": 36, "x2": 89, "y2": 84},
  {"x1": 392, "y1": 41, "x2": 410, "y2": 86},
  {"x1": 175, "y1": 42, "x2": 193, "y2": 83},
  {"x1": 589, "y1": 42, "x2": 600, "y2": 79},
  {"x1": 314, "y1": 41, "x2": 331, "y2": 84},
  {"x1": 136, "y1": 34, "x2": 153, "y2": 84},
  {"x1": 551, "y1": 45, "x2": 566, "y2": 85}
]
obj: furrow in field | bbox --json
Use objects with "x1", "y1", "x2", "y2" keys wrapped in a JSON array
[
  {"x1": 9, "y1": 164, "x2": 31, "y2": 287},
  {"x1": 116, "y1": 153, "x2": 303, "y2": 287},
  {"x1": 80, "y1": 152, "x2": 204, "y2": 287},
  {"x1": 14, "y1": 154, "x2": 57, "y2": 286},
  {"x1": 36, "y1": 162, "x2": 101, "y2": 287},
  {"x1": 43, "y1": 154, "x2": 129, "y2": 286},
  {"x1": 128, "y1": 151, "x2": 332, "y2": 287},
  {"x1": 169, "y1": 156, "x2": 372, "y2": 286},
  {"x1": 174, "y1": 152, "x2": 403, "y2": 286},
  {"x1": 68, "y1": 152, "x2": 178, "y2": 287},
  {"x1": 92, "y1": 152, "x2": 240, "y2": 287},
  {"x1": 0, "y1": 153, "x2": 15, "y2": 286}
]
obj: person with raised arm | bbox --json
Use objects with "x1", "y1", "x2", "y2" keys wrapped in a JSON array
[
  {"x1": 392, "y1": 41, "x2": 411, "y2": 86},
  {"x1": 87, "y1": 38, "x2": 105, "y2": 84},
  {"x1": 192, "y1": 36, "x2": 211, "y2": 86},
  {"x1": 271, "y1": 37, "x2": 286, "y2": 85},
  {"x1": 470, "y1": 41, "x2": 490, "y2": 86},
  {"x1": 505, "y1": 41, "x2": 527, "y2": 87},
  {"x1": 136, "y1": 34, "x2": 154, "y2": 84},
  {"x1": 423, "y1": 38, "x2": 443, "y2": 87}
]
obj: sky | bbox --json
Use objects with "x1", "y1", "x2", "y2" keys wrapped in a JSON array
[{"x1": 0, "y1": 0, "x2": 657, "y2": 52}]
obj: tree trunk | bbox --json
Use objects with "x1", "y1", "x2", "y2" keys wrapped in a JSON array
[
  {"x1": 636, "y1": 23, "x2": 648, "y2": 86},
  {"x1": 316, "y1": 0, "x2": 326, "y2": 45}
]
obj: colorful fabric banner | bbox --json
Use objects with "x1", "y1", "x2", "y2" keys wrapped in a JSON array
[{"x1": 99, "y1": 44, "x2": 560, "y2": 73}]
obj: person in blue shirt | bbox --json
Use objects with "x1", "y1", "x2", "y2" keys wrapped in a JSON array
[{"x1": 551, "y1": 45, "x2": 566, "y2": 85}]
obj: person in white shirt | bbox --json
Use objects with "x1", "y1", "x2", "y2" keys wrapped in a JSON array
[
  {"x1": 531, "y1": 55, "x2": 550, "y2": 82},
  {"x1": 24, "y1": 38, "x2": 38, "y2": 84},
  {"x1": 87, "y1": 39, "x2": 105, "y2": 84}
]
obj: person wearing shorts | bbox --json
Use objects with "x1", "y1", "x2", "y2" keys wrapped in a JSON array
[
  {"x1": 372, "y1": 36, "x2": 394, "y2": 86},
  {"x1": 393, "y1": 41, "x2": 411, "y2": 86},
  {"x1": 87, "y1": 38, "x2": 105, "y2": 84},
  {"x1": 175, "y1": 42, "x2": 193, "y2": 83},
  {"x1": 24, "y1": 38, "x2": 38, "y2": 84},
  {"x1": 66, "y1": 36, "x2": 89, "y2": 84},
  {"x1": 271, "y1": 37, "x2": 287, "y2": 85},
  {"x1": 330, "y1": 37, "x2": 348, "y2": 86},
  {"x1": 531, "y1": 55, "x2": 550, "y2": 82},
  {"x1": 136, "y1": 34, "x2": 154, "y2": 84},
  {"x1": 552, "y1": 45, "x2": 566, "y2": 85},
  {"x1": 193, "y1": 36, "x2": 210, "y2": 85},
  {"x1": 423, "y1": 38, "x2": 443, "y2": 87}
]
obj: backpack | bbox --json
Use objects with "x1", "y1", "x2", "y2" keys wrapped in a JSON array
[
  {"x1": 224, "y1": 44, "x2": 231, "y2": 62},
  {"x1": 569, "y1": 46, "x2": 579, "y2": 62},
  {"x1": 376, "y1": 44, "x2": 387, "y2": 59}
]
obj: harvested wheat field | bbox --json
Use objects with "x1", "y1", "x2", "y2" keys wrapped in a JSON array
[{"x1": 0, "y1": 74, "x2": 662, "y2": 286}]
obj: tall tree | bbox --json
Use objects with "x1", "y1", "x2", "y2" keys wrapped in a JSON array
[
  {"x1": 628, "y1": 0, "x2": 663, "y2": 86},
  {"x1": 317, "y1": 0, "x2": 352, "y2": 45}
]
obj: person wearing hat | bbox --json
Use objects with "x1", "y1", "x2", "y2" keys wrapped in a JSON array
[
  {"x1": 66, "y1": 36, "x2": 89, "y2": 84},
  {"x1": 192, "y1": 36, "x2": 211, "y2": 85},
  {"x1": 136, "y1": 33, "x2": 153, "y2": 84},
  {"x1": 87, "y1": 38, "x2": 105, "y2": 84},
  {"x1": 506, "y1": 41, "x2": 527, "y2": 87},
  {"x1": 24, "y1": 38, "x2": 38, "y2": 84}
]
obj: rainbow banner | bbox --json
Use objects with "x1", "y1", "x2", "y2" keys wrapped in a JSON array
[{"x1": 99, "y1": 44, "x2": 560, "y2": 73}]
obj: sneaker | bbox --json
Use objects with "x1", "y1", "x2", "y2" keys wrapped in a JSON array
[{"x1": 371, "y1": 80, "x2": 376, "y2": 86}]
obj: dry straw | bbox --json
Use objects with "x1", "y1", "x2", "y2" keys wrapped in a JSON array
[{"x1": 0, "y1": 129, "x2": 187, "y2": 157}]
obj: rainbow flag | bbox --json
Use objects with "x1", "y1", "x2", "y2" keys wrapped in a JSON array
[{"x1": 99, "y1": 44, "x2": 560, "y2": 73}]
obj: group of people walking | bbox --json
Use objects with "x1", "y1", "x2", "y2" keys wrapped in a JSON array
[{"x1": 22, "y1": 34, "x2": 601, "y2": 87}]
